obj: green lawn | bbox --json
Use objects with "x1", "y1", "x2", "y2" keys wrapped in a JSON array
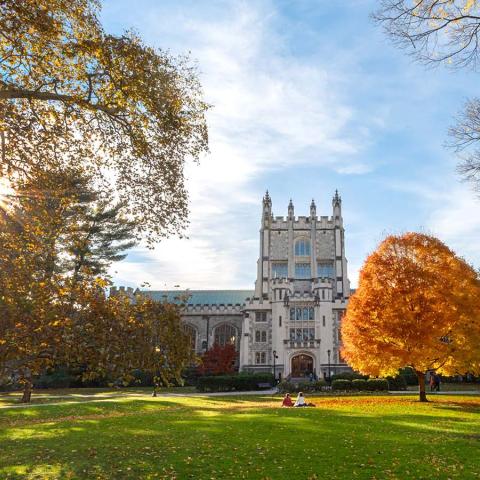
[
  {"x1": 1, "y1": 394, "x2": 479, "y2": 480},
  {"x1": 0, "y1": 386, "x2": 196, "y2": 407}
]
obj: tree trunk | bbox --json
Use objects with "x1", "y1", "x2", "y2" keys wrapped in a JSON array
[
  {"x1": 21, "y1": 380, "x2": 32, "y2": 403},
  {"x1": 416, "y1": 370, "x2": 428, "y2": 402}
]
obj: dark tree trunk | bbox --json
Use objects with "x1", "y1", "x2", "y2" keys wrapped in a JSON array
[
  {"x1": 416, "y1": 370, "x2": 428, "y2": 402},
  {"x1": 21, "y1": 380, "x2": 32, "y2": 403}
]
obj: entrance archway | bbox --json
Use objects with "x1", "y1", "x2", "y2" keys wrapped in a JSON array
[{"x1": 291, "y1": 354, "x2": 314, "y2": 377}]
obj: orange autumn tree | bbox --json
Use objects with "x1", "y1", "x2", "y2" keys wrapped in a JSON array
[{"x1": 341, "y1": 232, "x2": 480, "y2": 402}]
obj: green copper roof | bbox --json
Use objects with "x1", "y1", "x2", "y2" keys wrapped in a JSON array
[{"x1": 141, "y1": 290, "x2": 254, "y2": 306}]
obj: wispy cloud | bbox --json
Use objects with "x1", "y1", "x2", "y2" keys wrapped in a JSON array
[
  {"x1": 104, "y1": 0, "x2": 480, "y2": 290},
  {"x1": 107, "y1": 0, "x2": 373, "y2": 289}
]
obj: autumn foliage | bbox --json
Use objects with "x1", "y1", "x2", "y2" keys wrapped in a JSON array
[
  {"x1": 341, "y1": 233, "x2": 480, "y2": 401},
  {"x1": 198, "y1": 343, "x2": 237, "y2": 376}
]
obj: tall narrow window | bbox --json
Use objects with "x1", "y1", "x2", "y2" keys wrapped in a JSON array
[
  {"x1": 322, "y1": 315, "x2": 326, "y2": 327},
  {"x1": 272, "y1": 262, "x2": 288, "y2": 278},
  {"x1": 318, "y1": 261, "x2": 334, "y2": 278},
  {"x1": 295, "y1": 263, "x2": 311, "y2": 279},
  {"x1": 183, "y1": 324, "x2": 197, "y2": 351},
  {"x1": 214, "y1": 324, "x2": 237, "y2": 348},
  {"x1": 279, "y1": 315, "x2": 282, "y2": 327},
  {"x1": 255, "y1": 352, "x2": 267, "y2": 364},
  {"x1": 295, "y1": 239, "x2": 311, "y2": 256}
]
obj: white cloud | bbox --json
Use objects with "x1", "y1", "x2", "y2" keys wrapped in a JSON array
[
  {"x1": 109, "y1": 0, "x2": 373, "y2": 289},
  {"x1": 427, "y1": 187, "x2": 480, "y2": 264},
  {"x1": 386, "y1": 178, "x2": 480, "y2": 265}
]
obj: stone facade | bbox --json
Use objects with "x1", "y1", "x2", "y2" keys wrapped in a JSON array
[
  {"x1": 112, "y1": 191, "x2": 351, "y2": 380},
  {"x1": 240, "y1": 191, "x2": 351, "y2": 380}
]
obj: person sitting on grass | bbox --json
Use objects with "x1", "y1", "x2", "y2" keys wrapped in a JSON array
[
  {"x1": 294, "y1": 392, "x2": 315, "y2": 407},
  {"x1": 294, "y1": 392, "x2": 307, "y2": 407},
  {"x1": 282, "y1": 393, "x2": 293, "y2": 407}
]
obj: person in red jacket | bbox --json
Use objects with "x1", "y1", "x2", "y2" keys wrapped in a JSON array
[{"x1": 282, "y1": 393, "x2": 293, "y2": 407}]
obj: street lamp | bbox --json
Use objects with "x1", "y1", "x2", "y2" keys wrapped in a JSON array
[
  {"x1": 272, "y1": 350, "x2": 279, "y2": 383},
  {"x1": 327, "y1": 349, "x2": 331, "y2": 384}
]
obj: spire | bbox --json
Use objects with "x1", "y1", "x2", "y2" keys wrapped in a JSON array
[
  {"x1": 263, "y1": 190, "x2": 272, "y2": 209},
  {"x1": 288, "y1": 198, "x2": 294, "y2": 220},
  {"x1": 332, "y1": 189, "x2": 341, "y2": 206},
  {"x1": 310, "y1": 198, "x2": 316, "y2": 218},
  {"x1": 332, "y1": 189, "x2": 342, "y2": 219},
  {"x1": 262, "y1": 190, "x2": 272, "y2": 225}
]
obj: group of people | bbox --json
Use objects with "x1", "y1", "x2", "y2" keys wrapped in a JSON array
[{"x1": 281, "y1": 392, "x2": 315, "y2": 407}]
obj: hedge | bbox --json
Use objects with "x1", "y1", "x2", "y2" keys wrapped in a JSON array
[
  {"x1": 387, "y1": 375, "x2": 408, "y2": 391},
  {"x1": 399, "y1": 367, "x2": 419, "y2": 385},
  {"x1": 366, "y1": 379, "x2": 388, "y2": 391},
  {"x1": 332, "y1": 379, "x2": 352, "y2": 390},
  {"x1": 352, "y1": 379, "x2": 368, "y2": 391},
  {"x1": 331, "y1": 372, "x2": 368, "y2": 382},
  {"x1": 277, "y1": 380, "x2": 327, "y2": 394},
  {"x1": 332, "y1": 378, "x2": 388, "y2": 392},
  {"x1": 196, "y1": 373, "x2": 274, "y2": 392}
]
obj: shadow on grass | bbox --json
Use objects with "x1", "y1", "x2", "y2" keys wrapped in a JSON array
[{"x1": 1, "y1": 395, "x2": 480, "y2": 479}]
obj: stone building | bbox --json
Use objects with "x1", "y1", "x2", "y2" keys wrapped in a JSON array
[{"x1": 112, "y1": 191, "x2": 351, "y2": 380}]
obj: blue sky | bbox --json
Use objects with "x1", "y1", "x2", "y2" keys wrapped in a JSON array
[{"x1": 102, "y1": 0, "x2": 480, "y2": 290}]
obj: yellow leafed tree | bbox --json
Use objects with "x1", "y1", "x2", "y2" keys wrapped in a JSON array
[{"x1": 341, "y1": 232, "x2": 480, "y2": 401}]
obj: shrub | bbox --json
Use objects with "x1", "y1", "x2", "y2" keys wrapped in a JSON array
[
  {"x1": 387, "y1": 375, "x2": 408, "y2": 391},
  {"x1": 313, "y1": 379, "x2": 327, "y2": 391},
  {"x1": 332, "y1": 379, "x2": 352, "y2": 391},
  {"x1": 196, "y1": 373, "x2": 274, "y2": 392},
  {"x1": 198, "y1": 343, "x2": 237, "y2": 375},
  {"x1": 366, "y1": 379, "x2": 389, "y2": 391},
  {"x1": 352, "y1": 379, "x2": 368, "y2": 391},
  {"x1": 131, "y1": 369, "x2": 154, "y2": 387},
  {"x1": 34, "y1": 367, "x2": 74, "y2": 389},
  {"x1": 277, "y1": 381, "x2": 296, "y2": 394},
  {"x1": 331, "y1": 372, "x2": 368, "y2": 382},
  {"x1": 278, "y1": 379, "x2": 327, "y2": 394},
  {"x1": 399, "y1": 367, "x2": 418, "y2": 385}
]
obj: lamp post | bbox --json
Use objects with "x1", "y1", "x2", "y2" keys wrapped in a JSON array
[
  {"x1": 327, "y1": 349, "x2": 331, "y2": 384},
  {"x1": 272, "y1": 350, "x2": 279, "y2": 383}
]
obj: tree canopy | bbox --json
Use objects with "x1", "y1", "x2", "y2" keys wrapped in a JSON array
[
  {"x1": 341, "y1": 232, "x2": 480, "y2": 401},
  {"x1": 0, "y1": 0, "x2": 209, "y2": 242}
]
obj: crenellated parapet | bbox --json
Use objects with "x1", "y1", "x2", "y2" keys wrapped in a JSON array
[
  {"x1": 270, "y1": 215, "x2": 336, "y2": 230},
  {"x1": 183, "y1": 303, "x2": 244, "y2": 315},
  {"x1": 109, "y1": 286, "x2": 136, "y2": 300}
]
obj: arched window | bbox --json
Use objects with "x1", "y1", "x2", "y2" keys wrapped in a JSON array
[
  {"x1": 295, "y1": 238, "x2": 311, "y2": 256},
  {"x1": 214, "y1": 324, "x2": 237, "y2": 349},
  {"x1": 183, "y1": 324, "x2": 197, "y2": 351}
]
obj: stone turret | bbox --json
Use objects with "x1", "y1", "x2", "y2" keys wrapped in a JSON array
[
  {"x1": 288, "y1": 199, "x2": 294, "y2": 220},
  {"x1": 262, "y1": 190, "x2": 272, "y2": 226},
  {"x1": 310, "y1": 199, "x2": 316, "y2": 218},
  {"x1": 332, "y1": 190, "x2": 342, "y2": 219}
]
